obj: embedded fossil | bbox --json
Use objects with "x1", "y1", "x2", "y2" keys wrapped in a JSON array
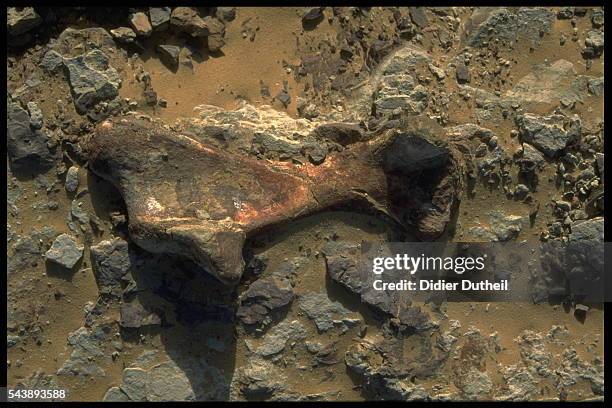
[{"x1": 86, "y1": 116, "x2": 464, "y2": 285}]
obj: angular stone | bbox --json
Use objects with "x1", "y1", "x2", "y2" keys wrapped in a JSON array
[
  {"x1": 7, "y1": 98, "x2": 58, "y2": 174},
  {"x1": 237, "y1": 276, "x2": 294, "y2": 326},
  {"x1": 170, "y1": 7, "x2": 208, "y2": 37},
  {"x1": 86, "y1": 115, "x2": 464, "y2": 285},
  {"x1": 45, "y1": 233, "x2": 83, "y2": 269},
  {"x1": 149, "y1": 7, "x2": 171, "y2": 31},
  {"x1": 129, "y1": 12, "x2": 153, "y2": 37},
  {"x1": 156, "y1": 44, "x2": 180, "y2": 70},
  {"x1": 216, "y1": 7, "x2": 236, "y2": 23},
  {"x1": 110, "y1": 27, "x2": 137, "y2": 43},
  {"x1": 62, "y1": 49, "x2": 122, "y2": 114},
  {"x1": 90, "y1": 238, "x2": 131, "y2": 293},
  {"x1": 516, "y1": 113, "x2": 581, "y2": 158},
  {"x1": 120, "y1": 298, "x2": 162, "y2": 328}
]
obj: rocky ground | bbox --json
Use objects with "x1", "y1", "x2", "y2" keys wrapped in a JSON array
[{"x1": 6, "y1": 7, "x2": 604, "y2": 401}]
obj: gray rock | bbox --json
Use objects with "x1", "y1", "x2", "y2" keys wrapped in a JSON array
[
  {"x1": 231, "y1": 357, "x2": 286, "y2": 399},
  {"x1": 7, "y1": 98, "x2": 58, "y2": 173},
  {"x1": 45, "y1": 234, "x2": 83, "y2": 269},
  {"x1": 498, "y1": 365, "x2": 539, "y2": 400},
  {"x1": 26, "y1": 101, "x2": 43, "y2": 129},
  {"x1": 57, "y1": 326, "x2": 108, "y2": 377},
  {"x1": 459, "y1": 368, "x2": 493, "y2": 398},
  {"x1": 516, "y1": 113, "x2": 581, "y2": 158},
  {"x1": 146, "y1": 361, "x2": 195, "y2": 401},
  {"x1": 584, "y1": 30, "x2": 604, "y2": 58},
  {"x1": 216, "y1": 7, "x2": 236, "y2": 22},
  {"x1": 103, "y1": 387, "x2": 130, "y2": 401},
  {"x1": 129, "y1": 12, "x2": 153, "y2": 37},
  {"x1": 409, "y1": 7, "x2": 429, "y2": 28},
  {"x1": 157, "y1": 45, "x2": 181, "y2": 70},
  {"x1": 465, "y1": 8, "x2": 554, "y2": 48},
  {"x1": 470, "y1": 210, "x2": 525, "y2": 241},
  {"x1": 7, "y1": 7, "x2": 42, "y2": 36},
  {"x1": 149, "y1": 7, "x2": 171, "y2": 31},
  {"x1": 61, "y1": 49, "x2": 122, "y2": 114},
  {"x1": 248, "y1": 320, "x2": 307, "y2": 357},
  {"x1": 121, "y1": 367, "x2": 148, "y2": 401},
  {"x1": 251, "y1": 132, "x2": 301, "y2": 160},
  {"x1": 298, "y1": 292, "x2": 354, "y2": 332},
  {"x1": 90, "y1": 238, "x2": 131, "y2": 294},
  {"x1": 110, "y1": 27, "x2": 137, "y2": 43},
  {"x1": 65, "y1": 165, "x2": 79, "y2": 193},
  {"x1": 40, "y1": 50, "x2": 64, "y2": 74},
  {"x1": 120, "y1": 298, "x2": 162, "y2": 328},
  {"x1": 588, "y1": 77, "x2": 604, "y2": 97},
  {"x1": 7, "y1": 335, "x2": 20, "y2": 348},
  {"x1": 236, "y1": 276, "x2": 294, "y2": 326},
  {"x1": 455, "y1": 64, "x2": 470, "y2": 84}
]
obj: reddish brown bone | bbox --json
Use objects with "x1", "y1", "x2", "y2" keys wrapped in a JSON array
[{"x1": 87, "y1": 117, "x2": 462, "y2": 285}]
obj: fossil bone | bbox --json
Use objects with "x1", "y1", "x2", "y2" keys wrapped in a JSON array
[{"x1": 86, "y1": 116, "x2": 464, "y2": 285}]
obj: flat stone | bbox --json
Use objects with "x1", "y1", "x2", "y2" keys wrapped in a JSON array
[
  {"x1": 90, "y1": 238, "x2": 131, "y2": 294},
  {"x1": 45, "y1": 234, "x2": 83, "y2": 269},
  {"x1": 146, "y1": 361, "x2": 195, "y2": 401},
  {"x1": 149, "y1": 7, "x2": 171, "y2": 31}
]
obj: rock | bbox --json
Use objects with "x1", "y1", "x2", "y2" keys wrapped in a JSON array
[
  {"x1": 216, "y1": 7, "x2": 236, "y2": 23},
  {"x1": 65, "y1": 165, "x2": 79, "y2": 193},
  {"x1": 157, "y1": 45, "x2": 180, "y2": 70},
  {"x1": 313, "y1": 122, "x2": 364, "y2": 145},
  {"x1": 583, "y1": 30, "x2": 604, "y2": 58},
  {"x1": 298, "y1": 292, "x2": 355, "y2": 332},
  {"x1": 90, "y1": 238, "x2": 131, "y2": 294},
  {"x1": 103, "y1": 387, "x2": 130, "y2": 402},
  {"x1": 505, "y1": 59, "x2": 589, "y2": 105},
  {"x1": 595, "y1": 153, "x2": 604, "y2": 182},
  {"x1": 498, "y1": 365, "x2": 539, "y2": 401},
  {"x1": 373, "y1": 47, "x2": 431, "y2": 115},
  {"x1": 515, "y1": 330, "x2": 551, "y2": 377},
  {"x1": 455, "y1": 64, "x2": 470, "y2": 84},
  {"x1": 57, "y1": 326, "x2": 108, "y2": 377},
  {"x1": 45, "y1": 234, "x2": 83, "y2": 269},
  {"x1": 149, "y1": 7, "x2": 171, "y2": 31},
  {"x1": 40, "y1": 50, "x2": 65, "y2": 73},
  {"x1": 120, "y1": 298, "x2": 162, "y2": 328},
  {"x1": 459, "y1": 368, "x2": 493, "y2": 399},
  {"x1": 110, "y1": 27, "x2": 137, "y2": 43},
  {"x1": 237, "y1": 276, "x2": 294, "y2": 326},
  {"x1": 170, "y1": 7, "x2": 208, "y2": 37},
  {"x1": 7, "y1": 7, "x2": 42, "y2": 36},
  {"x1": 232, "y1": 357, "x2": 286, "y2": 399},
  {"x1": 409, "y1": 7, "x2": 429, "y2": 28},
  {"x1": 248, "y1": 320, "x2": 307, "y2": 357},
  {"x1": 62, "y1": 49, "x2": 122, "y2": 114},
  {"x1": 13, "y1": 370, "x2": 62, "y2": 401},
  {"x1": 146, "y1": 361, "x2": 195, "y2": 401},
  {"x1": 465, "y1": 8, "x2": 554, "y2": 48},
  {"x1": 518, "y1": 143, "x2": 545, "y2": 173},
  {"x1": 7, "y1": 98, "x2": 58, "y2": 174},
  {"x1": 129, "y1": 12, "x2": 152, "y2": 37},
  {"x1": 120, "y1": 367, "x2": 148, "y2": 401},
  {"x1": 470, "y1": 210, "x2": 525, "y2": 241},
  {"x1": 26, "y1": 101, "x2": 43, "y2": 129},
  {"x1": 275, "y1": 89, "x2": 291, "y2": 107},
  {"x1": 302, "y1": 8, "x2": 325, "y2": 28},
  {"x1": 516, "y1": 113, "x2": 581, "y2": 158},
  {"x1": 203, "y1": 16, "x2": 225, "y2": 52}
]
